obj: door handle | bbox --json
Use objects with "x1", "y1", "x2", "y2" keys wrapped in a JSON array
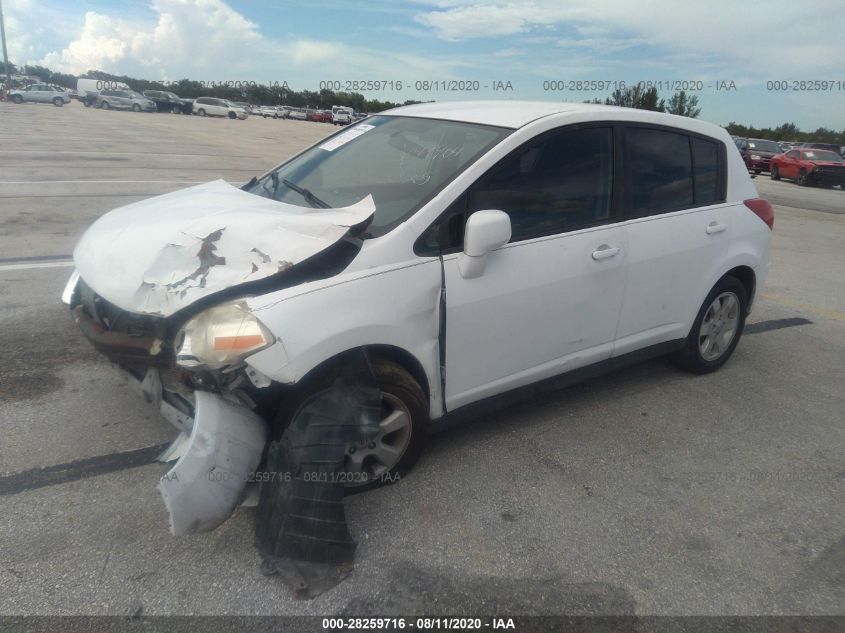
[
  {"x1": 706, "y1": 222, "x2": 727, "y2": 235},
  {"x1": 592, "y1": 245, "x2": 620, "y2": 260}
]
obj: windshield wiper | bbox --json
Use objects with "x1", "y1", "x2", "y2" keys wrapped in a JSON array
[{"x1": 281, "y1": 178, "x2": 330, "y2": 208}]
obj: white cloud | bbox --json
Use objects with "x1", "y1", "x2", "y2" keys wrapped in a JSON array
[
  {"x1": 12, "y1": 0, "x2": 457, "y2": 86},
  {"x1": 415, "y1": 3, "x2": 574, "y2": 40},
  {"x1": 412, "y1": 0, "x2": 845, "y2": 75},
  {"x1": 39, "y1": 0, "x2": 264, "y2": 77}
]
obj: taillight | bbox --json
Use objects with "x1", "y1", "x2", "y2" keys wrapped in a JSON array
[{"x1": 744, "y1": 198, "x2": 774, "y2": 230}]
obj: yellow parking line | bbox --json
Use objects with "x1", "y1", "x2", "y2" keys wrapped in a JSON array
[{"x1": 760, "y1": 293, "x2": 845, "y2": 322}]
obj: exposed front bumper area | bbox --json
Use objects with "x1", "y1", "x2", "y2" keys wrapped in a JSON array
[
  {"x1": 808, "y1": 169, "x2": 845, "y2": 186},
  {"x1": 127, "y1": 368, "x2": 267, "y2": 536}
]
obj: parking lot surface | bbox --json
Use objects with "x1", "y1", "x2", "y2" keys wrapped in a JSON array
[{"x1": 1, "y1": 102, "x2": 843, "y2": 616}]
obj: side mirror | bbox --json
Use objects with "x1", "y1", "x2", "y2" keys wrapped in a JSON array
[{"x1": 458, "y1": 210, "x2": 511, "y2": 279}]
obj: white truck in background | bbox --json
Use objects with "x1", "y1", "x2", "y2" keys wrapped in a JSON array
[{"x1": 331, "y1": 105, "x2": 353, "y2": 125}]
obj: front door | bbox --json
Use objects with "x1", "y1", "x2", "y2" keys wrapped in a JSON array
[{"x1": 443, "y1": 125, "x2": 627, "y2": 411}]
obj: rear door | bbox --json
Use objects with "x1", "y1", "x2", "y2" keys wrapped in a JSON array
[
  {"x1": 441, "y1": 124, "x2": 628, "y2": 410},
  {"x1": 613, "y1": 126, "x2": 730, "y2": 355},
  {"x1": 30, "y1": 85, "x2": 50, "y2": 102}
]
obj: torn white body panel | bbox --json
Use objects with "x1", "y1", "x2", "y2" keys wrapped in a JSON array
[
  {"x1": 158, "y1": 390, "x2": 267, "y2": 536},
  {"x1": 73, "y1": 180, "x2": 374, "y2": 317}
]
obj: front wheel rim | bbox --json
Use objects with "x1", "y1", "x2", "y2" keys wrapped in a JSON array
[
  {"x1": 344, "y1": 392, "x2": 412, "y2": 487},
  {"x1": 699, "y1": 292, "x2": 740, "y2": 361}
]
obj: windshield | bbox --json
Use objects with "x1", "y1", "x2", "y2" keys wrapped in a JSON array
[
  {"x1": 129, "y1": 91, "x2": 145, "y2": 99},
  {"x1": 804, "y1": 150, "x2": 843, "y2": 162},
  {"x1": 165, "y1": 92, "x2": 180, "y2": 99},
  {"x1": 747, "y1": 140, "x2": 781, "y2": 153},
  {"x1": 244, "y1": 115, "x2": 511, "y2": 237}
]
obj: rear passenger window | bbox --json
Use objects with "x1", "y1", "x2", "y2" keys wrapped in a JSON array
[
  {"x1": 468, "y1": 126, "x2": 613, "y2": 242},
  {"x1": 626, "y1": 127, "x2": 693, "y2": 215},
  {"x1": 692, "y1": 137, "x2": 719, "y2": 204}
]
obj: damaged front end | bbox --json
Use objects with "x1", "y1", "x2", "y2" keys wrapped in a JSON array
[
  {"x1": 63, "y1": 180, "x2": 377, "y2": 538},
  {"x1": 67, "y1": 276, "x2": 280, "y2": 536}
]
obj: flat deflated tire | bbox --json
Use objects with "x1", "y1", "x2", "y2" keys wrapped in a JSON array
[
  {"x1": 671, "y1": 276, "x2": 748, "y2": 374},
  {"x1": 274, "y1": 357, "x2": 428, "y2": 493}
]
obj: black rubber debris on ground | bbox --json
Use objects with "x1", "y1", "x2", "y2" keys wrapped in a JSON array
[
  {"x1": 0, "y1": 443, "x2": 170, "y2": 496},
  {"x1": 254, "y1": 350, "x2": 382, "y2": 598},
  {"x1": 745, "y1": 317, "x2": 813, "y2": 334}
]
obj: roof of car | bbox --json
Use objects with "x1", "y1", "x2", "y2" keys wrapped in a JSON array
[{"x1": 381, "y1": 100, "x2": 724, "y2": 134}]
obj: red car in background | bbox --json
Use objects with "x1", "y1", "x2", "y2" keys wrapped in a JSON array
[
  {"x1": 770, "y1": 148, "x2": 845, "y2": 188},
  {"x1": 735, "y1": 137, "x2": 782, "y2": 174},
  {"x1": 307, "y1": 109, "x2": 332, "y2": 122}
]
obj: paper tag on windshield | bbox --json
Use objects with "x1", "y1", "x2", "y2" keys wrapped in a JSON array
[{"x1": 319, "y1": 124, "x2": 375, "y2": 152}]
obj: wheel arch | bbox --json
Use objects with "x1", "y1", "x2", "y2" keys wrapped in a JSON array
[
  {"x1": 286, "y1": 344, "x2": 431, "y2": 401},
  {"x1": 722, "y1": 265, "x2": 756, "y2": 313}
]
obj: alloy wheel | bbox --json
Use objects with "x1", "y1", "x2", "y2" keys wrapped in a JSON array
[
  {"x1": 344, "y1": 392, "x2": 412, "y2": 487},
  {"x1": 698, "y1": 292, "x2": 740, "y2": 361}
]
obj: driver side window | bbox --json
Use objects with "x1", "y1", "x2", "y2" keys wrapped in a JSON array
[{"x1": 467, "y1": 126, "x2": 614, "y2": 243}]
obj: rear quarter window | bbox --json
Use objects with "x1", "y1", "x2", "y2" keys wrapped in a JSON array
[
  {"x1": 625, "y1": 126, "x2": 726, "y2": 216},
  {"x1": 692, "y1": 137, "x2": 719, "y2": 204},
  {"x1": 626, "y1": 127, "x2": 693, "y2": 215}
]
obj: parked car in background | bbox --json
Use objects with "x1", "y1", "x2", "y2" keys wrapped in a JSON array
[
  {"x1": 258, "y1": 105, "x2": 283, "y2": 118},
  {"x1": 287, "y1": 107, "x2": 307, "y2": 120},
  {"x1": 63, "y1": 102, "x2": 772, "y2": 534},
  {"x1": 8, "y1": 84, "x2": 70, "y2": 106},
  {"x1": 735, "y1": 138, "x2": 782, "y2": 174},
  {"x1": 332, "y1": 105, "x2": 354, "y2": 125},
  {"x1": 770, "y1": 148, "x2": 845, "y2": 188},
  {"x1": 95, "y1": 90, "x2": 157, "y2": 112},
  {"x1": 193, "y1": 97, "x2": 247, "y2": 119},
  {"x1": 799, "y1": 142, "x2": 841, "y2": 155},
  {"x1": 76, "y1": 78, "x2": 129, "y2": 106},
  {"x1": 143, "y1": 90, "x2": 193, "y2": 114},
  {"x1": 309, "y1": 110, "x2": 333, "y2": 123}
]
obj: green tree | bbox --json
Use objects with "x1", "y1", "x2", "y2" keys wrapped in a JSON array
[
  {"x1": 665, "y1": 90, "x2": 701, "y2": 118},
  {"x1": 605, "y1": 85, "x2": 665, "y2": 112}
]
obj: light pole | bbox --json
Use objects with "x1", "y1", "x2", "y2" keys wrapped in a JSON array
[{"x1": 0, "y1": 0, "x2": 11, "y2": 90}]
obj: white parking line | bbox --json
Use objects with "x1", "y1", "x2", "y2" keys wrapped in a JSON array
[{"x1": 0, "y1": 261, "x2": 74, "y2": 271}]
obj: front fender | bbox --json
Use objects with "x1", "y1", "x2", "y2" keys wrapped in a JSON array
[{"x1": 245, "y1": 259, "x2": 444, "y2": 417}]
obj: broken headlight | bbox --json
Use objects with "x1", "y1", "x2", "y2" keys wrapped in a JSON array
[{"x1": 174, "y1": 301, "x2": 274, "y2": 369}]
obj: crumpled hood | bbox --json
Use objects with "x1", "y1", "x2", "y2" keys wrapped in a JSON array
[{"x1": 73, "y1": 179, "x2": 374, "y2": 317}]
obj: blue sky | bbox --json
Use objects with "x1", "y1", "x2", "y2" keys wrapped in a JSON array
[{"x1": 6, "y1": 0, "x2": 845, "y2": 130}]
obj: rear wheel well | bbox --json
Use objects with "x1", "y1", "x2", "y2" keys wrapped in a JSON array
[{"x1": 723, "y1": 266, "x2": 756, "y2": 313}]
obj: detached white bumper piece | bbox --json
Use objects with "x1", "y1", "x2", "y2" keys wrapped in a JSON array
[{"x1": 158, "y1": 390, "x2": 267, "y2": 536}]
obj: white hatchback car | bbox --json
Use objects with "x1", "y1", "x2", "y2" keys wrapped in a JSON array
[{"x1": 64, "y1": 101, "x2": 772, "y2": 535}]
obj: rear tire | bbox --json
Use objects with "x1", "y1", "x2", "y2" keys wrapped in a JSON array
[
  {"x1": 670, "y1": 276, "x2": 748, "y2": 374},
  {"x1": 273, "y1": 357, "x2": 428, "y2": 493},
  {"x1": 132, "y1": 103, "x2": 141, "y2": 112},
  {"x1": 53, "y1": 98, "x2": 64, "y2": 107},
  {"x1": 101, "y1": 101, "x2": 111, "y2": 110},
  {"x1": 754, "y1": 169, "x2": 762, "y2": 175},
  {"x1": 771, "y1": 165, "x2": 780, "y2": 180},
  {"x1": 197, "y1": 108, "x2": 206, "y2": 116},
  {"x1": 11, "y1": 94, "x2": 22, "y2": 104}
]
